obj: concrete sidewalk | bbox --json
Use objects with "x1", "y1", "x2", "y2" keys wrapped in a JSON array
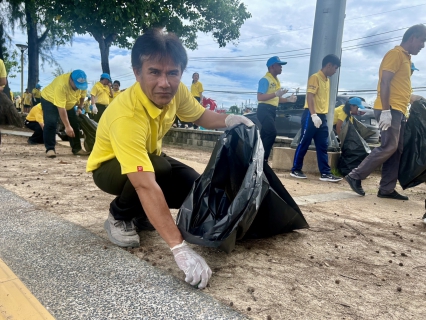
[{"x1": 0, "y1": 186, "x2": 245, "y2": 319}]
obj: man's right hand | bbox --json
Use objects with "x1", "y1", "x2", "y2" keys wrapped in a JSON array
[
  {"x1": 275, "y1": 88, "x2": 288, "y2": 97},
  {"x1": 378, "y1": 110, "x2": 392, "y2": 131},
  {"x1": 65, "y1": 125, "x2": 75, "y2": 138},
  {"x1": 91, "y1": 104, "x2": 98, "y2": 115},
  {"x1": 311, "y1": 114, "x2": 322, "y2": 128},
  {"x1": 286, "y1": 94, "x2": 297, "y2": 103},
  {"x1": 171, "y1": 241, "x2": 212, "y2": 289}
]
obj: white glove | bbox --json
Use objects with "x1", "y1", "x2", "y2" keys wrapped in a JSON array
[
  {"x1": 225, "y1": 114, "x2": 254, "y2": 128},
  {"x1": 311, "y1": 114, "x2": 322, "y2": 128},
  {"x1": 275, "y1": 88, "x2": 288, "y2": 97},
  {"x1": 378, "y1": 110, "x2": 392, "y2": 131},
  {"x1": 91, "y1": 104, "x2": 98, "y2": 115},
  {"x1": 171, "y1": 241, "x2": 212, "y2": 289},
  {"x1": 286, "y1": 94, "x2": 297, "y2": 103}
]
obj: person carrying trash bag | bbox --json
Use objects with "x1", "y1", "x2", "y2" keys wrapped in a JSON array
[
  {"x1": 176, "y1": 124, "x2": 309, "y2": 253},
  {"x1": 86, "y1": 29, "x2": 253, "y2": 289}
]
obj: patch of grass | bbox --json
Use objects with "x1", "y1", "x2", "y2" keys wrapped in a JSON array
[{"x1": 331, "y1": 167, "x2": 342, "y2": 177}]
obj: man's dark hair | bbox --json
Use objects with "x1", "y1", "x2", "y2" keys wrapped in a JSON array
[
  {"x1": 322, "y1": 54, "x2": 341, "y2": 68},
  {"x1": 113, "y1": 80, "x2": 120, "y2": 86},
  {"x1": 131, "y1": 29, "x2": 187, "y2": 72},
  {"x1": 402, "y1": 24, "x2": 426, "y2": 43}
]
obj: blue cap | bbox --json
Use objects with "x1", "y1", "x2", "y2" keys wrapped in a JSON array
[
  {"x1": 70, "y1": 70, "x2": 88, "y2": 90},
  {"x1": 411, "y1": 62, "x2": 419, "y2": 71},
  {"x1": 349, "y1": 97, "x2": 365, "y2": 109},
  {"x1": 35, "y1": 83, "x2": 42, "y2": 89},
  {"x1": 100, "y1": 73, "x2": 112, "y2": 82},
  {"x1": 266, "y1": 56, "x2": 287, "y2": 68}
]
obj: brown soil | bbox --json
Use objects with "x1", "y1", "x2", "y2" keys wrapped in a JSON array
[{"x1": 1, "y1": 130, "x2": 426, "y2": 320}]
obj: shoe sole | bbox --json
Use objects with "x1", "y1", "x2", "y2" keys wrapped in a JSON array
[
  {"x1": 344, "y1": 176, "x2": 365, "y2": 196},
  {"x1": 290, "y1": 173, "x2": 307, "y2": 179},
  {"x1": 104, "y1": 220, "x2": 140, "y2": 248},
  {"x1": 377, "y1": 194, "x2": 408, "y2": 201},
  {"x1": 319, "y1": 177, "x2": 343, "y2": 182},
  {"x1": 46, "y1": 153, "x2": 56, "y2": 158}
]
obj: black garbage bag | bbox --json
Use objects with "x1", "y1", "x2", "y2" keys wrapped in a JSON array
[
  {"x1": 398, "y1": 100, "x2": 426, "y2": 189},
  {"x1": 78, "y1": 114, "x2": 97, "y2": 152},
  {"x1": 176, "y1": 124, "x2": 309, "y2": 253},
  {"x1": 338, "y1": 118, "x2": 374, "y2": 176}
]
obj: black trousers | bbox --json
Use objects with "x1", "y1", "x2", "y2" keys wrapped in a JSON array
[
  {"x1": 24, "y1": 120, "x2": 44, "y2": 143},
  {"x1": 93, "y1": 103, "x2": 107, "y2": 123},
  {"x1": 257, "y1": 103, "x2": 277, "y2": 161},
  {"x1": 92, "y1": 154, "x2": 200, "y2": 221}
]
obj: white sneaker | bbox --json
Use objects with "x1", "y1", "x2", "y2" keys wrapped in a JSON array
[{"x1": 104, "y1": 212, "x2": 140, "y2": 247}]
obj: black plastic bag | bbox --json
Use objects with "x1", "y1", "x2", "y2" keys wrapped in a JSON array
[
  {"x1": 176, "y1": 124, "x2": 309, "y2": 253},
  {"x1": 338, "y1": 118, "x2": 374, "y2": 176},
  {"x1": 398, "y1": 100, "x2": 426, "y2": 189},
  {"x1": 78, "y1": 114, "x2": 97, "y2": 152}
]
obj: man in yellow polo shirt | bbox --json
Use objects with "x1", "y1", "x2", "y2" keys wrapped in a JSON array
[
  {"x1": 346, "y1": 24, "x2": 426, "y2": 199},
  {"x1": 0, "y1": 58, "x2": 6, "y2": 89},
  {"x1": 90, "y1": 73, "x2": 113, "y2": 122},
  {"x1": 291, "y1": 54, "x2": 342, "y2": 182},
  {"x1": 32, "y1": 83, "x2": 42, "y2": 105},
  {"x1": 41, "y1": 70, "x2": 89, "y2": 158},
  {"x1": 257, "y1": 56, "x2": 297, "y2": 162},
  {"x1": 25, "y1": 103, "x2": 44, "y2": 144},
  {"x1": 22, "y1": 88, "x2": 33, "y2": 113},
  {"x1": 109, "y1": 80, "x2": 122, "y2": 103},
  {"x1": 86, "y1": 29, "x2": 253, "y2": 289}
]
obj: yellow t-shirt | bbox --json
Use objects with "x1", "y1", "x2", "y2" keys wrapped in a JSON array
[
  {"x1": 32, "y1": 88, "x2": 41, "y2": 99},
  {"x1": 23, "y1": 92, "x2": 32, "y2": 105},
  {"x1": 91, "y1": 81, "x2": 111, "y2": 105},
  {"x1": 86, "y1": 82, "x2": 205, "y2": 174},
  {"x1": 26, "y1": 103, "x2": 43, "y2": 123},
  {"x1": 41, "y1": 73, "x2": 87, "y2": 110},
  {"x1": 15, "y1": 97, "x2": 21, "y2": 109},
  {"x1": 10, "y1": 91, "x2": 14, "y2": 100},
  {"x1": 333, "y1": 105, "x2": 353, "y2": 125},
  {"x1": 109, "y1": 90, "x2": 121, "y2": 103},
  {"x1": 304, "y1": 70, "x2": 330, "y2": 114},
  {"x1": 190, "y1": 81, "x2": 204, "y2": 98},
  {"x1": 0, "y1": 59, "x2": 6, "y2": 78},
  {"x1": 373, "y1": 46, "x2": 411, "y2": 114},
  {"x1": 258, "y1": 72, "x2": 281, "y2": 107}
]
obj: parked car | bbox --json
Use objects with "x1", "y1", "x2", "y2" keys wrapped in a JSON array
[{"x1": 245, "y1": 95, "x2": 380, "y2": 143}]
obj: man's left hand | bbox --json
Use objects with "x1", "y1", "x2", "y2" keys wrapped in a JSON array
[
  {"x1": 286, "y1": 94, "x2": 297, "y2": 103},
  {"x1": 225, "y1": 114, "x2": 254, "y2": 128}
]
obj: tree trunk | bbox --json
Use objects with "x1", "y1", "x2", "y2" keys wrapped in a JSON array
[
  {"x1": 26, "y1": 5, "x2": 39, "y2": 91},
  {"x1": 0, "y1": 91, "x2": 23, "y2": 127},
  {"x1": 99, "y1": 40, "x2": 110, "y2": 75}
]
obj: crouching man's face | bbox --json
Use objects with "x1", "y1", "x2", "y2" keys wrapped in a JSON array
[{"x1": 135, "y1": 58, "x2": 182, "y2": 108}]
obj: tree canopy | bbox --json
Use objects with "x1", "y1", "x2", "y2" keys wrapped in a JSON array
[{"x1": 56, "y1": 0, "x2": 251, "y2": 74}]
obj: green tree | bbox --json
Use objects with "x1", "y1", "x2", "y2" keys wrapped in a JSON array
[
  {"x1": 228, "y1": 105, "x2": 240, "y2": 114},
  {"x1": 6, "y1": 0, "x2": 73, "y2": 90},
  {"x1": 57, "y1": 0, "x2": 251, "y2": 74}
]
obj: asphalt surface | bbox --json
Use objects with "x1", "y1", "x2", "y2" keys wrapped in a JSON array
[{"x1": 0, "y1": 186, "x2": 246, "y2": 319}]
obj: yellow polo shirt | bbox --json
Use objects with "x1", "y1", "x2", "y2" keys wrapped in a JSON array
[
  {"x1": 333, "y1": 105, "x2": 353, "y2": 125},
  {"x1": 23, "y1": 92, "x2": 32, "y2": 105},
  {"x1": 86, "y1": 81, "x2": 205, "y2": 174},
  {"x1": 258, "y1": 72, "x2": 281, "y2": 107},
  {"x1": 191, "y1": 81, "x2": 204, "y2": 98},
  {"x1": 32, "y1": 88, "x2": 41, "y2": 99},
  {"x1": 91, "y1": 81, "x2": 111, "y2": 105},
  {"x1": 304, "y1": 70, "x2": 330, "y2": 114},
  {"x1": 26, "y1": 103, "x2": 43, "y2": 123},
  {"x1": 109, "y1": 90, "x2": 121, "y2": 103},
  {"x1": 41, "y1": 73, "x2": 87, "y2": 110},
  {"x1": 374, "y1": 46, "x2": 411, "y2": 114}
]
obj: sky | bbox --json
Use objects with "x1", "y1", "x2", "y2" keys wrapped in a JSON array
[{"x1": 7, "y1": 0, "x2": 426, "y2": 108}]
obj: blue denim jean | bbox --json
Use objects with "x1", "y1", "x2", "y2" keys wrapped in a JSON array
[
  {"x1": 41, "y1": 97, "x2": 82, "y2": 153},
  {"x1": 292, "y1": 109, "x2": 330, "y2": 175}
]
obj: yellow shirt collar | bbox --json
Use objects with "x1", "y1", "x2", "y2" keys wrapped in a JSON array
[
  {"x1": 318, "y1": 70, "x2": 328, "y2": 81},
  {"x1": 394, "y1": 45, "x2": 411, "y2": 58},
  {"x1": 134, "y1": 83, "x2": 168, "y2": 119}
]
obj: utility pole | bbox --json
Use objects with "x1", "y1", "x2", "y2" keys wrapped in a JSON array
[
  {"x1": 308, "y1": 0, "x2": 346, "y2": 145},
  {"x1": 16, "y1": 44, "x2": 28, "y2": 99}
]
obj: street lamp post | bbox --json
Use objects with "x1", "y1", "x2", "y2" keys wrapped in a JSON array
[{"x1": 16, "y1": 44, "x2": 28, "y2": 100}]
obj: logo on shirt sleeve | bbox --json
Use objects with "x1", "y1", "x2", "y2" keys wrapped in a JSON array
[{"x1": 137, "y1": 166, "x2": 144, "y2": 172}]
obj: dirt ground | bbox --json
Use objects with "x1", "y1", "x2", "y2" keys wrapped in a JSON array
[{"x1": 1, "y1": 128, "x2": 426, "y2": 320}]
